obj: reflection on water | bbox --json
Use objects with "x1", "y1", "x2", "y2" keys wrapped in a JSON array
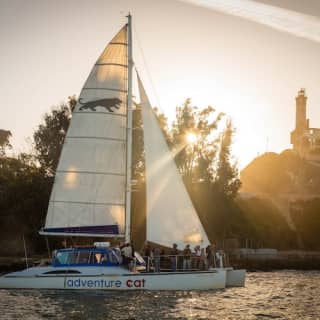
[{"x1": 0, "y1": 271, "x2": 319, "y2": 319}]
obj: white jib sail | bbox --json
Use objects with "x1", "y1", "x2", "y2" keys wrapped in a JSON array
[
  {"x1": 43, "y1": 26, "x2": 128, "y2": 236},
  {"x1": 138, "y1": 77, "x2": 210, "y2": 249}
]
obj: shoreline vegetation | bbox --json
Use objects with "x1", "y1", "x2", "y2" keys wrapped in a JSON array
[
  {"x1": 1, "y1": 251, "x2": 320, "y2": 274},
  {"x1": 1, "y1": 97, "x2": 320, "y2": 263}
]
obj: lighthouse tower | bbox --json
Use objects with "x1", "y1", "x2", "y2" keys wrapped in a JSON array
[{"x1": 290, "y1": 89, "x2": 309, "y2": 155}]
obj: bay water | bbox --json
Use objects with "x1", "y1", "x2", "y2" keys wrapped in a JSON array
[{"x1": 0, "y1": 271, "x2": 319, "y2": 319}]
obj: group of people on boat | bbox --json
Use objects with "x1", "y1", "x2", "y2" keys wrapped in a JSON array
[
  {"x1": 53, "y1": 240, "x2": 225, "y2": 273},
  {"x1": 113, "y1": 241, "x2": 225, "y2": 272},
  {"x1": 140, "y1": 242, "x2": 225, "y2": 273}
]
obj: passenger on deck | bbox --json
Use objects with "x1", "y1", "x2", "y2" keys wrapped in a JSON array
[
  {"x1": 121, "y1": 243, "x2": 133, "y2": 270},
  {"x1": 100, "y1": 254, "x2": 107, "y2": 264},
  {"x1": 153, "y1": 246, "x2": 161, "y2": 273},
  {"x1": 194, "y1": 245, "x2": 201, "y2": 269},
  {"x1": 206, "y1": 244, "x2": 212, "y2": 268},
  {"x1": 62, "y1": 239, "x2": 67, "y2": 248},
  {"x1": 112, "y1": 246, "x2": 123, "y2": 264},
  {"x1": 170, "y1": 243, "x2": 178, "y2": 272},
  {"x1": 143, "y1": 242, "x2": 151, "y2": 257},
  {"x1": 216, "y1": 249, "x2": 224, "y2": 268},
  {"x1": 142, "y1": 242, "x2": 152, "y2": 272},
  {"x1": 206, "y1": 244, "x2": 218, "y2": 268},
  {"x1": 183, "y1": 244, "x2": 192, "y2": 270},
  {"x1": 199, "y1": 247, "x2": 208, "y2": 270},
  {"x1": 130, "y1": 240, "x2": 135, "y2": 258}
]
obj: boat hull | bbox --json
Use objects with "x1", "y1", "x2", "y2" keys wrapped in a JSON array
[
  {"x1": 210, "y1": 267, "x2": 246, "y2": 287},
  {"x1": 0, "y1": 270, "x2": 226, "y2": 290},
  {"x1": 225, "y1": 268, "x2": 246, "y2": 287}
]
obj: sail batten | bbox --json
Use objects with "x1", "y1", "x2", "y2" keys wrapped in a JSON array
[
  {"x1": 56, "y1": 170, "x2": 125, "y2": 177},
  {"x1": 82, "y1": 88, "x2": 128, "y2": 93},
  {"x1": 95, "y1": 63, "x2": 128, "y2": 67},
  {"x1": 66, "y1": 136, "x2": 126, "y2": 142},
  {"x1": 44, "y1": 25, "x2": 128, "y2": 236},
  {"x1": 50, "y1": 200, "x2": 124, "y2": 206}
]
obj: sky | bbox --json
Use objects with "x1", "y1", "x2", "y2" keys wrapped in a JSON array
[{"x1": 0, "y1": 0, "x2": 320, "y2": 168}]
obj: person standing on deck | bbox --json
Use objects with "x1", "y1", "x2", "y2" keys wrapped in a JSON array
[
  {"x1": 121, "y1": 243, "x2": 133, "y2": 269},
  {"x1": 206, "y1": 244, "x2": 212, "y2": 268},
  {"x1": 142, "y1": 242, "x2": 152, "y2": 272},
  {"x1": 199, "y1": 247, "x2": 208, "y2": 270},
  {"x1": 194, "y1": 245, "x2": 201, "y2": 269},
  {"x1": 215, "y1": 249, "x2": 224, "y2": 268},
  {"x1": 170, "y1": 243, "x2": 179, "y2": 272},
  {"x1": 113, "y1": 242, "x2": 123, "y2": 264},
  {"x1": 183, "y1": 244, "x2": 192, "y2": 270},
  {"x1": 130, "y1": 240, "x2": 135, "y2": 258},
  {"x1": 153, "y1": 246, "x2": 161, "y2": 273},
  {"x1": 207, "y1": 244, "x2": 217, "y2": 268}
]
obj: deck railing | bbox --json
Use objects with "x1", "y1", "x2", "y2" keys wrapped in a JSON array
[{"x1": 136, "y1": 253, "x2": 228, "y2": 273}]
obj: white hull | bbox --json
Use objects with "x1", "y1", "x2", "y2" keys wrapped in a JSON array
[
  {"x1": 225, "y1": 268, "x2": 246, "y2": 287},
  {"x1": 211, "y1": 267, "x2": 246, "y2": 287},
  {"x1": 0, "y1": 268, "x2": 226, "y2": 290}
]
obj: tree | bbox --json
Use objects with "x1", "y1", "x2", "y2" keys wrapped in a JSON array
[
  {"x1": 0, "y1": 129, "x2": 12, "y2": 156},
  {"x1": 214, "y1": 119, "x2": 241, "y2": 198},
  {"x1": 171, "y1": 99, "x2": 224, "y2": 183},
  {"x1": 0, "y1": 155, "x2": 53, "y2": 254},
  {"x1": 33, "y1": 101, "x2": 72, "y2": 175},
  {"x1": 291, "y1": 199, "x2": 320, "y2": 249}
]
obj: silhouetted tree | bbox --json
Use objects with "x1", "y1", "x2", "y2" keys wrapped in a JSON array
[
  {"x1": 0, "y1": 155, "x2": 53, "y2": 254},
  {"x1": 0, "y1": 129, "x2": 12, "y2": 156},
  {"x1": 153, "y1": 107, "x2": 172, "y2": 148},
  {"x1": 171, "y1": 98, "x2": 224, "y2": 183},
  {"x1": 291, "y1": 199, "x2": 320, "y2": 249},
  {"x1": 33, "y1": 102, "x2": 72, "y2": 175},
  {"x1": 214, "y1": 119, "x2": 241, "y2": 198}
]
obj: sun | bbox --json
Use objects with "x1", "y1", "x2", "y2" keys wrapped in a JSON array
[{"x1": 186, "y1": 133, "x2": 198, "y2": 144}]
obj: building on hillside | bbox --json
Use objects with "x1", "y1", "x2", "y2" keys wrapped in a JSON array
[{"x1": 290, "y1": 88, "x2": 320, "y2": 160}]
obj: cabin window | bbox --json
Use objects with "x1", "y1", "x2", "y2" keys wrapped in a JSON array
[
  {"x1": 108, "y1": 251, "x2": 118, "y2": 264},
  {"x1": 53, "y1": 250, "x2": 117, "y2": 266},
  {"x1": 88, "y1": 252, "x2": 98, "y2": 264},
  {"x1": 77, "y1": 251, "x2": 90, "y2": 264},
  {"x1": 100, "y1": 253, "x2": 108, "y2": 264},
  {"x1": 55, "y1": 251, "x2": 69, "y2": 265},
  {"x1": 94, "y1": 252, "x2": 108, "y2": 264},
  {"x1": 67, "y1": 252, "x2": 78, "y2": 264},
  {"x1": 95, "y1": 253, "x2": 102, "y2": 263}
]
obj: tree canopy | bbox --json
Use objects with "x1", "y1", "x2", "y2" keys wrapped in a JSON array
[
  {"x1": 0, "y1": 129, "x2": 12, "y2": 156},
  {"x1": 33, "y1": 102, "x2": 72, "y2": 175},
  {"x1": 1, "y1": 96, "x2": 313, "y2": 255},
  {"x1": 153, "y1": 99, "x2": 240, "y2": 197},
  {"x1": 0, "y1": 155, "x2": 53, "y2": 254},
  {"x1": 170, "y1": 99, "x2": 224, "y2": 183},
  {"x1": 214, "y1": 120, "x2": 241, "y2": 198}
]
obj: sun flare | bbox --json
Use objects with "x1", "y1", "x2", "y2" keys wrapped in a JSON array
[{"x1": 186, "y1": 133, "x2": 197, "y2": 144}]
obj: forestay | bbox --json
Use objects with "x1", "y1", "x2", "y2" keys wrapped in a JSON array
[
  {"x1": 42, "y1": 26, "x2": 128, "y2": 237},
  {"x1": 138, "y1": 77, "x2": 210, "y2": 249}
]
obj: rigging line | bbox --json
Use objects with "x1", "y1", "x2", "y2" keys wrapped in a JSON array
[{"x1": 132, "y1": 21, "x2": 163, "y2": 114}]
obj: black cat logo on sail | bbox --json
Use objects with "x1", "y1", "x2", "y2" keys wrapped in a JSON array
[{"x1": 79, "y1": 98, "x2": 122, "y2": 112}]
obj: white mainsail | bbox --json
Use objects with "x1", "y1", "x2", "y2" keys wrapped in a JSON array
[
  {"x1": 138, "y1": 77, "x2": 210, "y2": 249},
  {"x1": 42, "y1": 26, "x2": 129, "y2": 237}
]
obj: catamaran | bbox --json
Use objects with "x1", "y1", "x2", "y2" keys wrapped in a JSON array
[{"x1": 0, "y1": 14, "x2": 245, "y2": 290}]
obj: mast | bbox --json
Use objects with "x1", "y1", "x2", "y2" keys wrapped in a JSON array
[{"x1": 125, "y1": 13, "x2": 133, "y2": 243}]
